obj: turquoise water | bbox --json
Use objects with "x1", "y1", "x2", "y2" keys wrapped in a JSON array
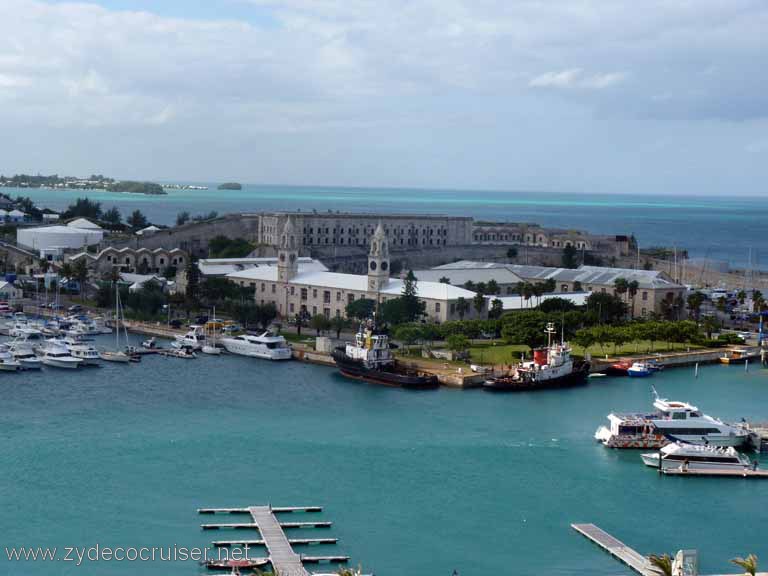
[
  {"x1": 4, "y1": 185, "x2": 767, "y2": 267},
  {"x1": 2, "y1": 333, "x2": 767, "y2": 575}
]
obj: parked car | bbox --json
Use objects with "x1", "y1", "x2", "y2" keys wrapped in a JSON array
[{"x1": 68, "y1": 304, "x2": 83, "y2": 313}]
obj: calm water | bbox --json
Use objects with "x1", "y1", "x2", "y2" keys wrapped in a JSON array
[
  {"x1": 4, "y1": 185, "x2": 767, "y2": 268},
  {"x1": 1, "y1": 333, "x2": 767, "y2": 575}
]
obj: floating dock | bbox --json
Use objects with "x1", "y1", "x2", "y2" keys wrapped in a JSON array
[
  {"x1": 661, "y1": 468, "x2": 768, "y2": 478},
  {"x1": 198, "y1": 504, "x2": 348, "y2": 575},
  {"x1": 571, "y1": 523, "x2": 654, "y2": 576}
]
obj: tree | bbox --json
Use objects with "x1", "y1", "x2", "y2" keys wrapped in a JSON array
[
  {"x1": 463, "y1": 280, "x2": 476, "y2": 292},
  {"x1": 716, "y1": 296, "x2": 727, "y2": 313},
  {"x1": 501, "y1": 310, "x2": 548, "y2": 349},
  {"x1": 208, "y1": 235, "x2": 255, "y2": 258},
  {"x1": 439, "y1": 276, "x2": 451, "y2": 284},
  {"x1": 562, "y1": 244, "x2": 579, "y2": 268},
  {"x1": 255, "y1": 302, "x2": 278, "y2": 329},
  {"x1": 488, "y1": 298, "x2": 504, "y2": 319},
  {"x1": 295, "y1": 309, "x2": 310, "y2": 336},
  {"x1": 446, "y1": 333, "x2": 470, "y2": 354},
  {"x1": 472, "y1": 292, "x2": 485, "y2": 317},
  {"x1": 126, "y1": 209, "x2": 148, "y2": 229},
  {"x1": 399, "y1": 270, "x2": 426, "y2": 322},
  {"x1": 686, "y1": 291, "x2": 705, "y2": 321},
  {"x1": 393, "y1": 324, "x2": 423, "y2": 355},
  {"x1": 731, "y1": 554, "x2": 758, "y2": 576},
  {"x1": 346, "y1": 298, "x2": 376, "y2": 321},
  {"x1": 310, "y1": 314, "x2": 330, "y2": 335},
  {"x1": 60, "y1": 262, "x2": 73, "y2": 282},
  {"x1": 753, "y1": 290, "x2": 765, "y2": 313},
  {"x1": 185, "y1": 259, "x2": 200, "y2": 303},
  {"x1": 38, "y1": 258, "x2": 50, "y2": 273},
  {"x1": 73, "y1": 257, "x2": 89, "y2": 301},
  {"x1": 614, "y1": 277, "x2": 629, "y2": 314},
  {"x1": 330, "y1": 315, "x2": 347, "y2": 339},
  {"x1": 486, "y1": 279, "x2": 500, "y2": 295},
  {"x1": 737, "y1": 290, "x2": 747, "y2": 305},
  {"x1": 538, "y1": 297, "x2": 576, "y2": 314},
  {"x1": 542, "y1": 278, "x2": 556, "y2": 293},
  {"x1": 456, "y1": 297, "x2": 470, "y2": 320},
  {"x1": 702, "y1": 315, "x2": 719, "y2": 339},
  {"x1": 586, "y1": 292, "x2": 627, "y2": 324},
  {"x1": 627, "y1": 280, "x2": 639, "y2": 318},
  {"x1": 102, "y1": 206, "x2": 122, "y2": 226},
  {"x1": 64, "y1": 197, "x2": 102, "y2": 220},
  {"x1": 506, "y1": 247, "x2": 518, "y2": 259},
  {"x1": 200, "y1": 277, "x2": 242, "y2": 304},
  {"x1": 648, "y1": 554, "x2": 673, "y2": 576},
  {"x1": 176, "y1": 211, "x2": 191, "y2": 226}
]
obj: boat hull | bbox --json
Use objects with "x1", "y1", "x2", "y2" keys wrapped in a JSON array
[
  {"x1": 641, "y1": 453, "x2": 750, "y2": 471},
  {"x1": 331, "y1": 349, "x2": 439, "y2": 389},
  {"x1": 41, "y1": 358, "x2": 82, "y2": 369},
  {"x1": 484, "y1": 361, "x2": 590, "y2": 392},
  {"x1": 221, "y1": 340, "x2": 292, "y2": 360}
]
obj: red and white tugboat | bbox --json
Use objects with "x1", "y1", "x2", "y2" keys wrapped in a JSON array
[{"x1": 483, "y1": 323, "x2": 590, "y2": 391}]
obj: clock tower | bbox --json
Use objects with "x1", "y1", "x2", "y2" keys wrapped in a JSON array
[{"x1": 367, "y1": 222, "x2": 390, "y2": 293}]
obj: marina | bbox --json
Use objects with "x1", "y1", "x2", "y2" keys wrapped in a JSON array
[{"x1": 2, "y1": 352, "x2": 767, "y2": 575}]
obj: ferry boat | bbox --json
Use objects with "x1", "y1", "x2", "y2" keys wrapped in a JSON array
[
  {"x1": 219, "y1": 332, "x2": 292, "y2": 360},
  {"x1": 720, "y1": 347, "x2": 759, "y2": 364},
  {"x1": 595, "y1": 390, "x2": 751, "y2": 448},
  {"x1": 332, "y1": 319, "x2": 438, "y2": 389},
  {"x1": 483, "y1": 323, "x2": 590, "y2": 391},
  {"x1": 641, "y1": 442, "x2": 752, "y2": 471}
]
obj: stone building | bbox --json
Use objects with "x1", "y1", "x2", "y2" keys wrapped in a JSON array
[
  {"x1": 471, "y1": 222, "x2": 635, "y2": 257},
  {"x1": 254, "y1": 212, "x2": 474, "y2": 250},
  {"x1": 68, "y1": 247, "x2": 188, "y2": 276},
  {"x1": 226, "y1": 219, "x2": 481, "y2": 323}
]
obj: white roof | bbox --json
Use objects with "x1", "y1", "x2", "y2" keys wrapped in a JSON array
[
  {"x1": 137, "y1": 225, "x2": 161, "y2": 235},
  {"x1": 0, "y1": 209, "x2": 7, "y2": 216},
  {"x1": 22, "y1": 225, "x2": 102, "y2": 236},
  {"x1": 8, "y1": 209, "x2": 26, "y2": 217},
  {"x1": 0, "y1": 281, "x2": 19, "y2": 291},
  {"x1": 412, "y1": 267, "x2": 524, "y2": 285},
  {"x1": 67, "y1": 218, "x2": 102, "y2": 230},
  {"x1": 493, "y1": 291, "x2": 591, "y2": 311},
  {"x1": 227, "y1": 268, "x2": 477, "y2": 300},
  {"x1": 201, "y1": 257, "x2": 327, "y2": 277}
]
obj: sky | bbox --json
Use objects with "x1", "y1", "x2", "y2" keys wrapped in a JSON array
[{"x1": 1, "y1": 0, "x2": 767, "y2": 195}]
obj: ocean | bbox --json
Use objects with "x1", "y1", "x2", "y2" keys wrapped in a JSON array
[
  {"x1": 1, "y1": 333, "x2": 767, "y2": 575},
  {"x1": 3, "y1": 184, "x2": 764, "y2": 268}
]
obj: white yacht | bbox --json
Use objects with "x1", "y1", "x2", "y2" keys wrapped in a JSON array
[
  {"x1": 642, "y1": 442, "x2": 753, "y2": 471},
  {"x1": 220, "y1": 331, "x2": 292, "y2": 360},
  {"x1": 8, "y1": 321, "x2": 43, "y2": 340},
  {"x1": 0, "y1": 347, "x2": 22, "y2": 371},
  {"x1": 39, "y1": 341, "x2": 83, "y2": 369},
  {"x1": 59, "y1": 337, "x2": 101, "y2": 366},
  {"x1": 596, "y1": 392, "x2": 750, "y2": 449},
  {"x1": 174, "y1": 325, "x2": 207, "y2": 351},
  {"x1": 5, "y1": 338, "x2": 43, "y2": 370}
]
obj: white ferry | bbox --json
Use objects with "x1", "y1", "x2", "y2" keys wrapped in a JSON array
[
  {"x1": 595, "y1": 390, "x2": 750, "y2": 448},
  {"x1": 220, "y1": 332, "x2": 292, "y2": 360},
  {"x1": 641, "y1": 442, "x2": 752, "y2": 471}
]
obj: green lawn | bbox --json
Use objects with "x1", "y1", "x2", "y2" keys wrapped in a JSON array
[{"x1": 468, "y1": 340, "x2": 705, "y2": 365}]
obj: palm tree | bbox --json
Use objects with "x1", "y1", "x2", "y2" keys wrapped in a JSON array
[
  {"x1": 614, "y1": 278, "x2": 629, "y2": 315},
  {"x1": 731, "y1": 554, "x2": 758, "y2": 576},
  {"x1": 628, "y1": 280, "x2": 639, "y2": 318},
  {"x1": 648, "y1": 553, "x2": 673, "y2": 576},
  {"x1": 456, "y1": 296, "x2": 470, "y2": 320}
]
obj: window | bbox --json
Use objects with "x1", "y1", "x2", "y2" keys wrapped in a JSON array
[
  {"x1": 435, "y1": 302, "x2": 441, "y2": 313},
  {"x1": 261, "y1": 283, "x2": 265, "y2": 292},
  {"x1": 348, "y1": 293, "x2": 355, "y2": 305},
  {"x1": 642, "y1": 291, "x2": 648, "y2": 301},
  {"x1": 642, "y1": 308, "x2": 647, "y2": 316},
  {"x1": 301, "y1": 288, "x2": 308, "y2": 300},
  {"x1": 290, "y1": 286, "x2": 295, "y2": 296},
  {"x1": 272, "y1": 284, "x2": 276, "y2": 293},
  {"x1": 336, "y1": 291, "x2": 342, "y2": 302},
  {"x1": 289, "y1": 303, "x2": 295, "y2": 313},
  {"x1": 323, "y1": 308, "x2": 331, "y2": 318},
  {"x1": 313, "y1": 289, "x2": 318, "y2": 298},
  {"x1": 323, "y1": 290, "x2": 331, "y2": 303},
  {"x1": 312, "y1": 306, "x2": 317, "y2": 315}
]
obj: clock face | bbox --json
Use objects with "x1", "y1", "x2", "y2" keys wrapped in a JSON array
[
  {"x1": 369, "y1": 261, "x2": 377, "y2": 271},
  {"x1": 381, "y1": 261, "x2": 388, "y2": 271},
  {"x1": 279, "y1": 253, "x2": 285, "y2": 262}
]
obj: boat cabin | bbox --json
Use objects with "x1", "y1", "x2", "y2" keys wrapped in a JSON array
[{"x1": 653, "y1": 399, "x2": 702, "y2": 420}]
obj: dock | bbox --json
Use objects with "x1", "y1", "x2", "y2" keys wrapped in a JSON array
[
  {"x1": 198, "y1": 504, "x2": 348, "y2": 575},
  {"x1": 661, "y1": 468, "x2": 768, "y2": 478},
  {"x1": 571, "y1": 523, "x2": 654, "y2": 576}
]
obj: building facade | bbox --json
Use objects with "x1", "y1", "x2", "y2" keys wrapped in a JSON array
[
  {"x1": 68, "y1": 247, "x2": 187, "y2": 276},
  {"x1": 227, "y1": 219, "x2": 482, "y2": 323}
]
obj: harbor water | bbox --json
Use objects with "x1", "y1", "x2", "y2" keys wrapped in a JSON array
[
  {"x1": 6, "y1": 185, "x2": 768, "y2": 268},
  {"x1": 1, "y1": 334, "x2": 767, "y2": 575}
]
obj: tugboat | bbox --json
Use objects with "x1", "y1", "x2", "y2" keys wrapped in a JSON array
[
  {"x1": 331, "y1": 319, "x2": 439, "y2": 389},
  {"x1": 483, "y1": 323, "x2": 590, "y2": 391}
]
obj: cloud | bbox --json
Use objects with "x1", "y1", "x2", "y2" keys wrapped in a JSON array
[{"x1": 528, "y1": 69, "x2": 626, "y2": 90}]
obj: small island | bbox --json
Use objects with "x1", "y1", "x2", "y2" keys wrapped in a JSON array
[
  {"x1": 218, "y1": 182, "x2": 242, "y2": 190},
  {"x1": 108, "y1": 180, "x2": 166, "y2": 195}
]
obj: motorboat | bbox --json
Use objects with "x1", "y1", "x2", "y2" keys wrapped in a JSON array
[
  {"x1": 174, "y1": 325, "x2": 206, "y2": 351},
  {"x1": 483, "y1": 323, "x2": 590, "y2": 391},
  {"x1": 59, "y1": 337, "x2": 101, "y2": 366},
  {"x1": 100, "y1": 350, "x2": 131, "y2": 363},
  {"x1": 202, "y1": 344, "x2": 221, "y2": 355},
  {"x1": 39, "y1": 341, "x2": 83, "y2": 369},
  {"x1": 0, "y1": 347, "x2": 22, "y2": 371},
  {"x1": 641, "y1": 441, "x2": 753, "y2": 471},
  {"x1": 161, "y1": 347, "x2": 197, "y2": 359},
  {"x1": 220, "y1": 331, "x2": 292, "y2": 360},
  {"x1": 5, "y1": 338, "x2": 43, "y2": 370},
  {"x1": 605, "y1": 360, "x2": 632, "y2": 376},
  {"x1": 627, "y1": 362, "x2": 652, "y2": 378},
  {"x1": 142, "y1": 337, "x2": 158, "y2": 349},
  {"x1": 720, "y1": 347, "x2": 759, "y2": 364},
  {"x1": 595, "y1": 389, "x2": 751, "y2": 448},
  {"x1": 8, "y1": 321, "x2": 43, "y2": 340}
]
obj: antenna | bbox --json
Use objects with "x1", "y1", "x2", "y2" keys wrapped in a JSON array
[{"x1": 651, "y1": 384, "x2": 659, "y2": 401}]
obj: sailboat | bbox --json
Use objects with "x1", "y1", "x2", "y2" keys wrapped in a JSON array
[
  {"x1": 100, "y1": 283, "x2": 131, "y2": 363},
  {"x1": 202, "y1": 307, "x2": 222, "y2": 355}
]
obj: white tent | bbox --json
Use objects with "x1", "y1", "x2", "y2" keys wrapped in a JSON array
[{"x1": 67, "y1": 218, "x2": 102, "y2": 230}]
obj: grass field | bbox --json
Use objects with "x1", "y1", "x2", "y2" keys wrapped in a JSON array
[{"x1": 468, "y1": 340, "x2": 705, "y2": 365}]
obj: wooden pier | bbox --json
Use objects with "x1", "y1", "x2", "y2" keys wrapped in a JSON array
[
  {"x1": 198, "y1": 504, "x2": 348, "y2": 575},
  {"x1": 571, "y1": 523, "x2": 654, "y2": 576}
]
